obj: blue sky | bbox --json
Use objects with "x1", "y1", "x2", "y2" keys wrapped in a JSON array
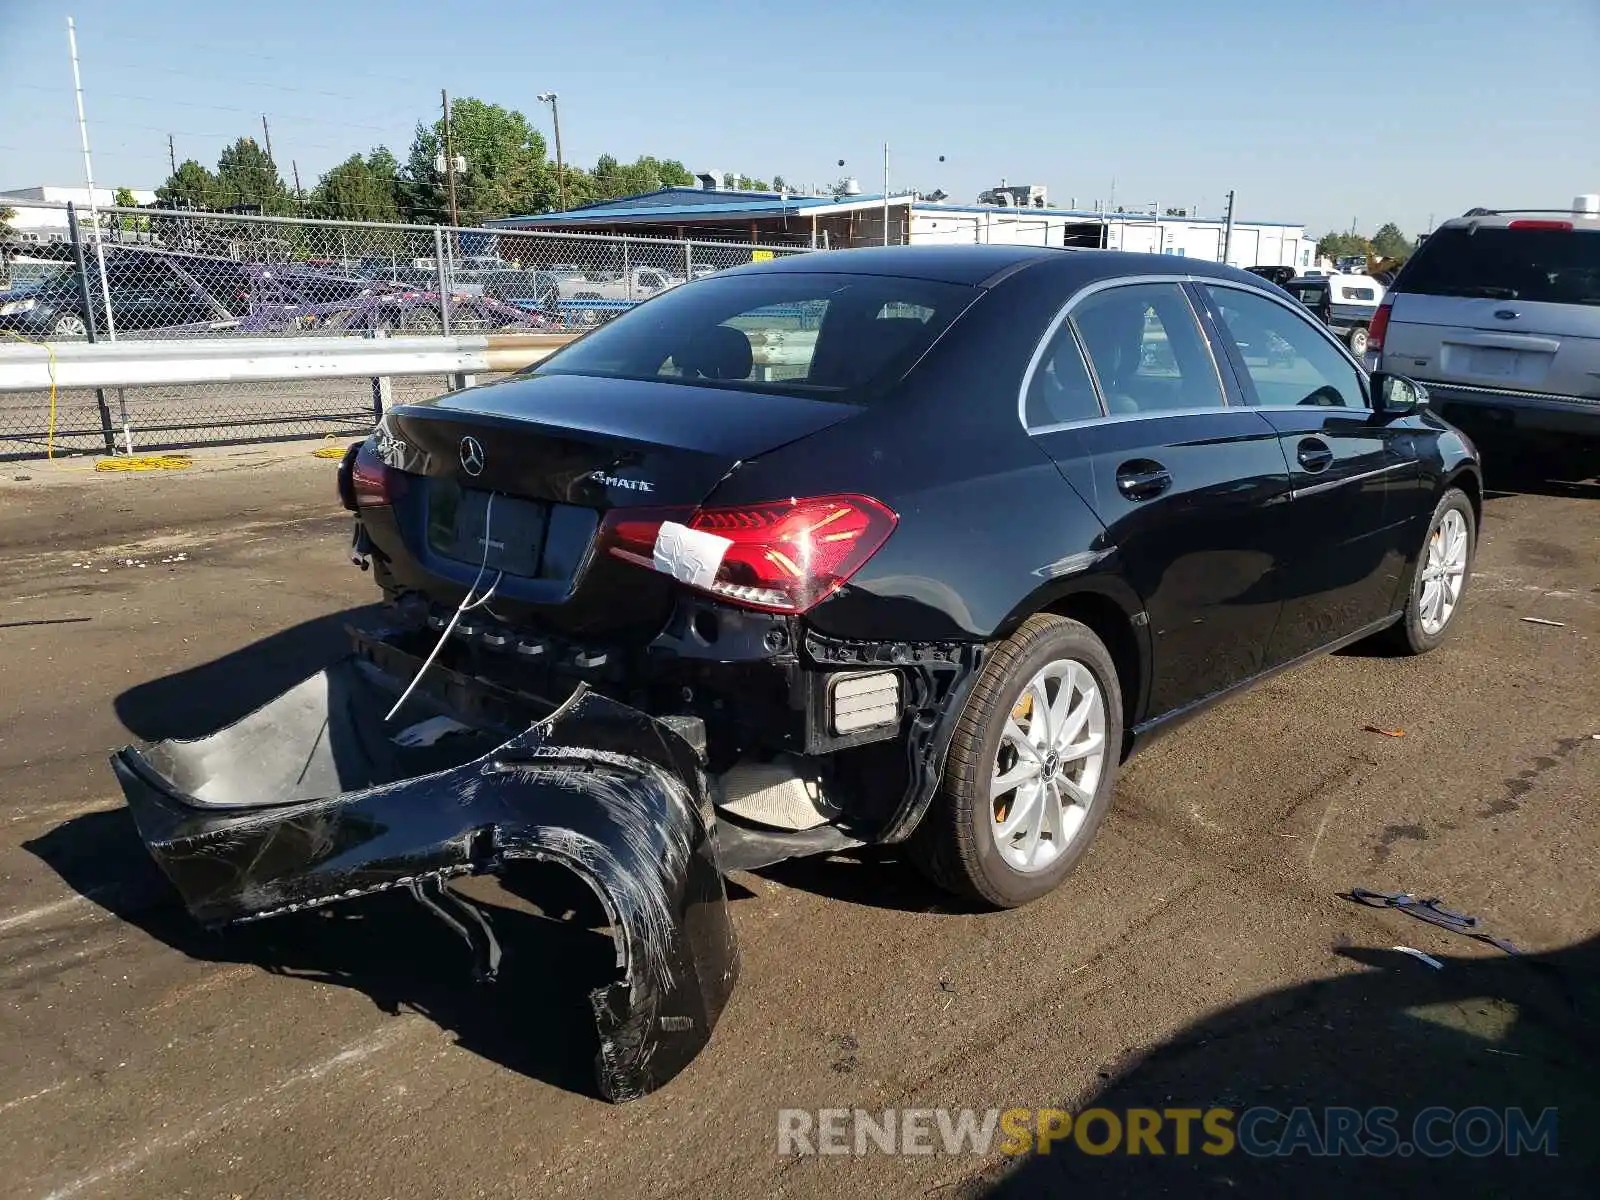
[{"x1": 3, "y1": 0, "x2": 1596, "y2": 236}]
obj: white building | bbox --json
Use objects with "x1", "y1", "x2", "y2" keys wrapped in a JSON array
[
  {"x1": 910, "y1": 202, "x2": 1309, "y2": 269},
  {"x1": 0, "y1": 185, "x2": 157, "y2": 244}
]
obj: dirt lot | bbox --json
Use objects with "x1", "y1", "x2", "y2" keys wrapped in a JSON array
[{"x1": 1, "y1": 444, "x2": 1596, "y2": 1199}]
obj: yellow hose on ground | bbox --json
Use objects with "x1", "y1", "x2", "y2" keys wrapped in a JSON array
[{"x1": 94, "y1": 454, "x2": 192, "y2": 472}]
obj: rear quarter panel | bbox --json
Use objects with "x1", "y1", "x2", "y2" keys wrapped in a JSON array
[{"x1": 705, "y1": 273, "x2": 1122, "y2": 644}]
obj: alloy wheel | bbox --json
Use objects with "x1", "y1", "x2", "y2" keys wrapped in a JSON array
[
  {"x1": 1418, "y1": 508, "x2": 1468, "y2": 635},
  {"x1": 51, "y1": 313, "x2": 88, "y2": 337},
  {"x1": 990, "y1": 658, "x2": 1108, "y2": 874}
]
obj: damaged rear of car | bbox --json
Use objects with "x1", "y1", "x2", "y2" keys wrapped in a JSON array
[{"x1": 114, "y1": 255, "x2": 1020, "y2": 1100}]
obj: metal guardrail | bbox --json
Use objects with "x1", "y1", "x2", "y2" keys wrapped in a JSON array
[
  {"x1": 0, "y1": 331, "x2": 576, "y2": 460},
  {"x1": 0, "y1": 332, "x2": 573, "y2": 392},
  {"x1": 0, "y1": 329, "x2": 818, "y2": 459}
]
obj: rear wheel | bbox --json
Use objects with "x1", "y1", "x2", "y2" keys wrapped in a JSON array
[
  {"x1": 1347, "y1": 326, "x2": 1369, "y2": 357},
  {"x1": 909, "y1": 614, "x2": 1123, "y2": 907}
]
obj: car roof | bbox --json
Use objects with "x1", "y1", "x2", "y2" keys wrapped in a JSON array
[
  {"x1": 734, "y1": 244, "x2": 1268, "y2": 290},
  {"x1": 1437, "y1": 211, "x2": 1600, "y2": 233}
]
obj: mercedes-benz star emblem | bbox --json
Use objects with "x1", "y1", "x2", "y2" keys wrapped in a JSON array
[{"x1": 459, "y1": 436, "x2": 486, "y2": 477}]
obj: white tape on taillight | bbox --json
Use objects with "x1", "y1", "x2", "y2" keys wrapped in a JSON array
[{"x1": 652, "y1": 521, "x2": 732, "y2": 589}]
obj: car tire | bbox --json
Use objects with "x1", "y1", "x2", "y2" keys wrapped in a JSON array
[
  {"x1": 1384, "y1": 487, "x2": 1475, "y2": 655},
  {"x1": 1347, "y1": 326, "x2": 1369, "y2": 357},
  {"x1": 908, "y1": 613, "x2": 1123, "y2": 908},
  {"x1": 50, "y1": 312, "x2": 88, "y2": 338}
]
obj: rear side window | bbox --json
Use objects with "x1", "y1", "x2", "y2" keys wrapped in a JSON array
[
  {"x1": 532, "y1": 271, "x2": 978, "y2": 403},
  {"x1": 1069, "y1": 283, "x2": 1224, "y2": 414},
  {"x1": 1024, "y1": 323, "x2": 1102, "y2": 427},
  {"x1": 1398, "y1": 227, "x2": 1600, "y2": 305},
  {"x1": 1340, "y1": 285, "x2": 1376, "y2": 301}
]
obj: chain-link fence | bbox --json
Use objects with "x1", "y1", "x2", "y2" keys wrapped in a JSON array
[
  {"x1": 0, "y1": 203, "x2": 811, "y2": 456},
  {"x1": 0, "y1": 202, "x2": 811, "y2": 342}
]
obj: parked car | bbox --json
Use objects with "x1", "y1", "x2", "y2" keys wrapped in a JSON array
[
  {"x1": 557, "y1": 264, "x2": 686, "y2": 304},
  {"x1": 1245, "y1": 265, "x2": 1297, "y2": 287},
  {"x1": 1371, "y1": 203, "x2": 1600, "y2": 462},
  {"x1": 114, "y1": 245, "x2": 1480, "y2": 1102},
  {"x1": 1283, "y1": 272, "x2": 1386, "y2": 356},
  {"x1": 0, "y1": 249, "x2": 241, "y2": 337}
]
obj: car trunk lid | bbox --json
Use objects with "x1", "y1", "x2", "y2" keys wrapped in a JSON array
[{"x1": 373, "y1": 372, "x2": 862, "y2": 634}]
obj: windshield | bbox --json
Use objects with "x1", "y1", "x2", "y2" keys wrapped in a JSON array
[
  {"x1": 1398, "y1": 226, "x2": 1600, "y2": 306},
  {"x1": 6, "y1": 262, "x2": 76, "y2": 292},
  {"x1": 530, "y1": 270, "x2": 979, "y2": 403}
]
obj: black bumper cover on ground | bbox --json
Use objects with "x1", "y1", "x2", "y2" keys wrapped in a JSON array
[{"x1": 109, "y1": 658, "x2": 739, "y2": 1103}]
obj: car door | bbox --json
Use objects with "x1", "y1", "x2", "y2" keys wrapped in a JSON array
[
  {"x1": 1195, "y1": 280, "x2": 1417, "y2": 665},
  {"x1": 1023, "y1": 279, "x2": 1293, "y2": 720}
]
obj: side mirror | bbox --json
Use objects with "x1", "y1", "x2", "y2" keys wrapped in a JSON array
[{"x1": 1372, "y1": 372, "x2": 1428, "y2": 415}]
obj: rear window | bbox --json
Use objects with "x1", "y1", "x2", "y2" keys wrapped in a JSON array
[
  {"x1": 1286, "y1": 280, "x2": 1327, "y2": 305},
  {"x1": 530, "y1": 271, "x2": 978, "y2": 403},
  {"x1": 1398, "y1": 226, "x2": 1600, "y2": 306}
]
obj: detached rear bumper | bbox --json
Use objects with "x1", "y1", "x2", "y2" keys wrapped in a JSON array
[{"x1": 108, "y1": 641, "x2": 738, "y2": 1103}]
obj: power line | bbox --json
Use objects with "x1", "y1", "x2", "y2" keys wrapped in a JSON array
[{"x1": 12, "y1": 81, "x2": 398, "y2": 132}]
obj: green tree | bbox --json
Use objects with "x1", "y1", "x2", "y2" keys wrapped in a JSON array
[
  {"x1": 107, "y1": 186, "x2": 150, "y2": 236},
  {"x1": 0, "y1": 205, "x2": 15, "y2": 236},
  {"x1": 1371, "y1": 222, "x2": 1411, "y2": 260},
  {"x1": 156, "y1": 159, "x2": 221, "y2": 209},
  {"x1": 1316, "y1": 231, "x2": 1374, "y2": 262},
  {"x1": 722, "y1": 172, "x2": 770, "y2": 191},
  {"x1": 215, "y1": 137, "x2": 295, "y2": 215},
  {"x1": 406, "y1": 97, "x2": 556, "y2": 225},
  {"x1": 311, "y1": 153, "x2": 401, "y2": 222}
]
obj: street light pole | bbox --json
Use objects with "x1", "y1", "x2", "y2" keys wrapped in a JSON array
[
  {"x1": 882, "y1": 142, "x2": 890, "y2": 246},
  {"x1": 441, "y1": 89, "x2": 459, "y2": 226},
  {"x1": 538, "y1": 92, "x2": 566, "y2": 211}
]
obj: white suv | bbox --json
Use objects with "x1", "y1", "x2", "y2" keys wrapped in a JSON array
[{"x1": 1371, "y1": 198, "x2": 1600, "y2": 465}]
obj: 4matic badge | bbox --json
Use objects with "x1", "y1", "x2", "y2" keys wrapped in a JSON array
[{"x1": 587, "y1": 472, "x2": 655, "y2": 493}]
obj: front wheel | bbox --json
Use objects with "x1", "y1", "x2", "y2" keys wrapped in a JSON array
[
  {"x1": 1347, "y1": 326, "x2": 1369, "y2": 357},
  {"x1": 50, "y1": 312, "x2": 88, "y2": 338},
  {"x1": 909, "y1": 614, "x2": 1123, "y2": 908},
  {"x1": 1384, "y1": 487, "x2": 1475, "y2": 654}
]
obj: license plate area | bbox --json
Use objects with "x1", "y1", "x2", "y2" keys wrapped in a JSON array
[{"x1": 427, "y1": 481, "x2": 548, "y2": 577}]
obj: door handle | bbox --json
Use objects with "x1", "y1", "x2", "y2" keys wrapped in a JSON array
[
  {"x1": 1115, "y1": 459, "x2": 1172, "y2": 501},
  {"x1": 1297, "y1": 438, "x2": 1334, "y2": 473}
]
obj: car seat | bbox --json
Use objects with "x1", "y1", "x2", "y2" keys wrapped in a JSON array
[{"x1": 676, "y1": 324, "x2": 754, "y2": 381}]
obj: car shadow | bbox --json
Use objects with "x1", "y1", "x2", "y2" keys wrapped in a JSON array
[
  {"x1": 113, "y1": 604, "x2": 390, "y2": 742},
  {"x1": 972, "y1": 932, "x2": 1600, "y2": 1198},
  {"x1": 749, "y1": 846, "x2": 990, "y2": 915},
  {"x1": 24, "y1": 809, "x2": 622, "y2": 1097}
]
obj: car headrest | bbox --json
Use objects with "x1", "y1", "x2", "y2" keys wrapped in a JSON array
[{"x1": 676, "y1": 324, "x2": 753, "y2": 381}]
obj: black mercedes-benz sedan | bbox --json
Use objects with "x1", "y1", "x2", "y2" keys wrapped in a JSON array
[{"x1": 331, "y1": 244, "x2": 1479, "y2": 907}]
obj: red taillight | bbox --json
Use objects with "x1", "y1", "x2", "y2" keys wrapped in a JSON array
[
  {"x1": 345, "y1": 440, "x2": 407, "y2": 510},
  {"x1": 598, "y1": 494, "x2": 898, "y2": 613},
  {"x1": 1367, "y1": 295, "x2": 1394, "y2": 356},
  {"x1": 1507, "y1": 219, "x2": 1572, "y2": 231}
]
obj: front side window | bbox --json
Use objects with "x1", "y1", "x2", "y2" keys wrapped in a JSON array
[
  {"x1": 1204, "y1": 285, "x2": 1366, "y2": 409},
  {"x1": 1068, "y1": 282, "x2": 1224, "y2": 414},
  {"x1": 531, "y1": 271, "x2": 978, "y2": 403}
]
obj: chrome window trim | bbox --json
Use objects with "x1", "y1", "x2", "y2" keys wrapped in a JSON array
[
  {"x1": 1197, "y1": 278, "x2": 1374, "y2": 408},
  {"x1": 1017, "y1": 274, "x2": 1232, "y2": 436}
]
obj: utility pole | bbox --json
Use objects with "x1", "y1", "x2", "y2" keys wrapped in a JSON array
[
  {"x1": 441, "y1": 89, "x2": 459, "y2": 226},
  {"x1": 261, "y1": 114, "x2": 275, "y2": 162},
  {"x1": 167, "y1": 133, "x2": 176, "y2": 175},
  {"x1": 66, "y1": 16, "x2": 115, "y2": 341},
  {"x1": 292, "y1": 159, "x2": 303, "y2": 201},
  {"x1": 882, "y1": 142, "x2": 889, "y2": 246},
  {"x1": 1221, "y1": 189, "x2": 1236, "y2": 265},
  {"x1": 538, "y1": 92, "x2": 565, "y2": 210}
]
